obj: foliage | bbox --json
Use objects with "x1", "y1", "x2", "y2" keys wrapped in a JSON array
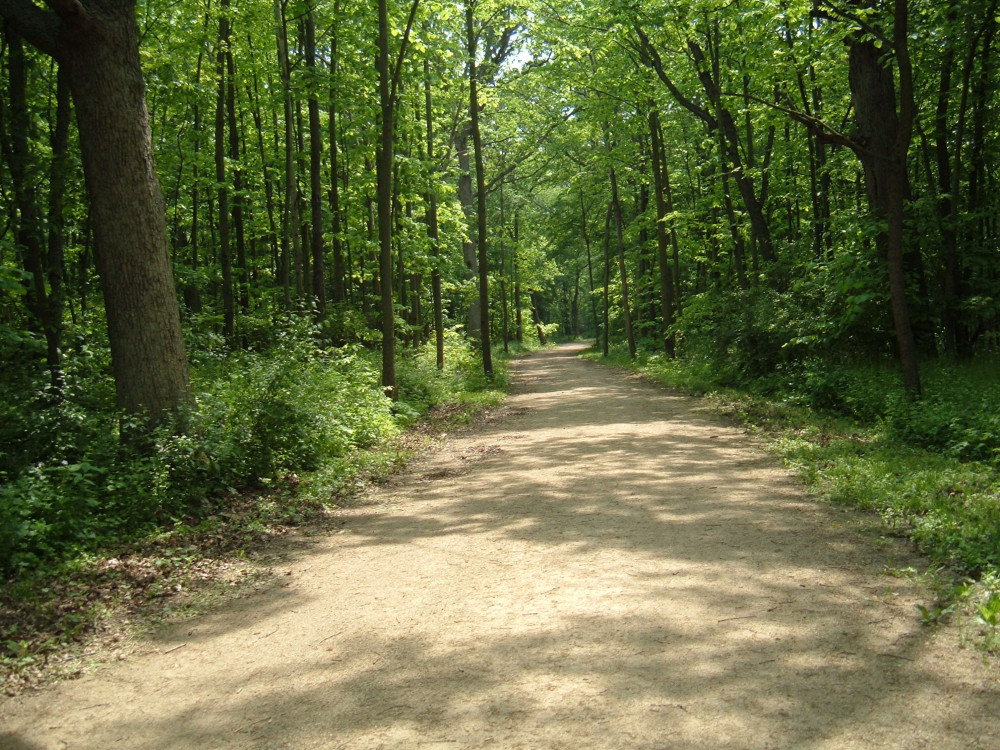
[
  {"x1": 396, "y1": 328, "x2": 508, "y2": 420},
  {"x1": 3, "y1": 0, "x2": 1000, "y2": 673},
  {"x1": 0, "y1": 317, "x2": 400, "y2": 576}
]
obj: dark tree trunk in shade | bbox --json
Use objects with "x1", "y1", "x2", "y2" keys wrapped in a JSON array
[
  {"x1": 0, "y1": 0, "x2": 191, "y2": 421},
  {"x1": 467, "y1": 2, "x2": 493, "y2": 378},
  {"x1": 846, "y1": 3, "x2": 921, "y2": 396}
]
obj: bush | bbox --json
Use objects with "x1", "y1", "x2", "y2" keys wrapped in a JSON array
[
  {"x1": 0, "y1": 317, "x2": 401, "y2": 575},
  {"x1": 192, "y1": 343, "x2": 394, "y2": 482},
  {"x1": 885, "y1": 388, "x2": 1000, "y2": 465},
  {"x1": 395, "y1": 329, "x2": 506, "y2": 418},
  {"x1": 676, "y1": 287, "x2": 806, "y2": 383}
]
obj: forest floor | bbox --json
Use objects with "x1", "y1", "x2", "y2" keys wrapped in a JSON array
[{"x1": 1, "y1": 343, "x2": 998, "y2": 749}]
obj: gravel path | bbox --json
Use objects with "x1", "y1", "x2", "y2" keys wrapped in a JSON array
[{"x1": 2, "y1": 343, "x2": 998, "y2": 749}]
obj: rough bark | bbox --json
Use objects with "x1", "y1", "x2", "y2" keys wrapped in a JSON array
[
  {"x1": 0, "y1": 0, "x2": 191, "y2": 421},
  {"x1": 846, "y1": 4, "x2": 921, "y2": 395}
]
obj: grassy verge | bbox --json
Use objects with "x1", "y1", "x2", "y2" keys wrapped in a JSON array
[
  {"x1": 1, "y1": 337, "x2": 510, "y2": 696},
  {"x1": 584, "y1": 344, "x2": 1000, "y2": 652}
]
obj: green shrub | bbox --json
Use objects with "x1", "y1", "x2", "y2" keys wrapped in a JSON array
[
  {"x1": 396, "y1": 329, "x2": 506, "y2": 418},
  {"x1": 0, "y1": 317, "x2": 402, "y2": 575}
]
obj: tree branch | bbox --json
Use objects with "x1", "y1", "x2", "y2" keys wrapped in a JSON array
[
  {"x1": 893, "y1": 0, "x2": 914, "y2": 158},
  {"x1": 719, "y1": 90, "x2": 870, "y2": 157},
  {"x1": 634, "y1": 25, "x2": 717, "y2": 129},
  {"x1": 0, "y1": 0, "x2": 61, "y2": 57},
  {"x1": 389, "y1": 0, "x2": 420, "y2": 107},
  {"x1": 42, "y1": 0, "x2": 86, "y2": 23},
  {"x1": 484, "y1": 109, "x2": 576, "y2": 194}
]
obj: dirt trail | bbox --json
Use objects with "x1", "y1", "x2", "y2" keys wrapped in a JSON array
[{"x1": 2, "y1": 344, "x2": 998, "y2": 749}]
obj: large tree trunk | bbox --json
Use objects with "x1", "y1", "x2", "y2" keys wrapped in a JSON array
[
  {"x1": 0, "y1": 0, "x2": 192, "y2": 421},
  {"x1": 847, "y1": 5, "x2": 921, "y2": 396},
  {"x1": 74, "y1": 21, "x2": 191, "y2": 417}
]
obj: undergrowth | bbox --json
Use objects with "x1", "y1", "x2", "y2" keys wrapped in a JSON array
[{"x1": 1, "y1": 324, "x2": 509, "y2": 693}]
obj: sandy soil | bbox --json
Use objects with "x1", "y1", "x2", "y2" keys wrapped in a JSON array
[{"x1": 1, "y1": 343, "x2": 998, "y2": 749}]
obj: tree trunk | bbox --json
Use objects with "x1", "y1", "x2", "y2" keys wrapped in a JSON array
[
  {"x1": 1, "y1": 1, "x2": 192, "y2": 421},
  {"x1": 467, "y1": 1, "x2": 493, "y2": 378},
  {"x1": 687, "y1": 36, "x2": 775, "y2": 264},
  {"x1": 273, "y1": 0, "x2": 293, "y2": 307},
  {"x1": 306, "y1": 8, "x2": 325, "y2": 318},
  {"x1": 847, "y1": 3, "x2": 921, "y2": 396},
  {"x1": 45, "y1": 65, "x2": 71, "y2": 391},
  {"x1": 223, "y1": 23, "x2": 248, "y2": 318},
  {"x1": 423, "y1": 58, "x2": 444, "y2": 369},
  {"x1": 609, "y1": 166, "x2": 636, "y2": 358},
  {"x1": 215, "y1": 2, "x2": 235, "y2": 345},
  {"x1": 580, "y1": 189, "x2": 600, "y2": 339},
  {"x1": 376, "y1": 0, "x2": 397, "y2": 397},
  {"x1": 247, "y1": 36, "x2": 279, "y2": 287},
  {"x1": 499, "y1": 180, "x2": 510, "y2": 354},
  {"x1": 328, "y1": 13, "x2": 346, "y2": 304},
  {"x1": 514, "y1": 211, "x2": 523, "y2": 344},
  {"x1": 648, "y1": 107, "x2": 676, "y2": 356},
  {"x1": 4, "y1": 28, "x2": 64, "y2": 389},
  {"x1": 602, "y1": 202, "x2": 611, "y2": 358}
]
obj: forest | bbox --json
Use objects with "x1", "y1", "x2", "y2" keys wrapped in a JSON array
[{"x1": 1, "y1": 0, "x2": 999, "y2": 633}]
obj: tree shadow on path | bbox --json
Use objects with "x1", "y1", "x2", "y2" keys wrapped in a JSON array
[{"x1": 2, "y1": 344, "x2": 998, "y2": 749}]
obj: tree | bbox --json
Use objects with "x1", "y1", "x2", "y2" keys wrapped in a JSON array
[
  {"x1": 466, "y1": 0, "x2": 493, "y2": 377},
  {"x1": 376, "y1": 0, "x2": 420, "y2": 398},
  {"x1": 648, "y1": 106, "x2": 675, "y2": 356},
  {"x1": 0, "y1": 0, "x2": 190, "y2": 423},
  {"x1": 811, "y1": 0, "x2": 922, "y2": 395}
]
